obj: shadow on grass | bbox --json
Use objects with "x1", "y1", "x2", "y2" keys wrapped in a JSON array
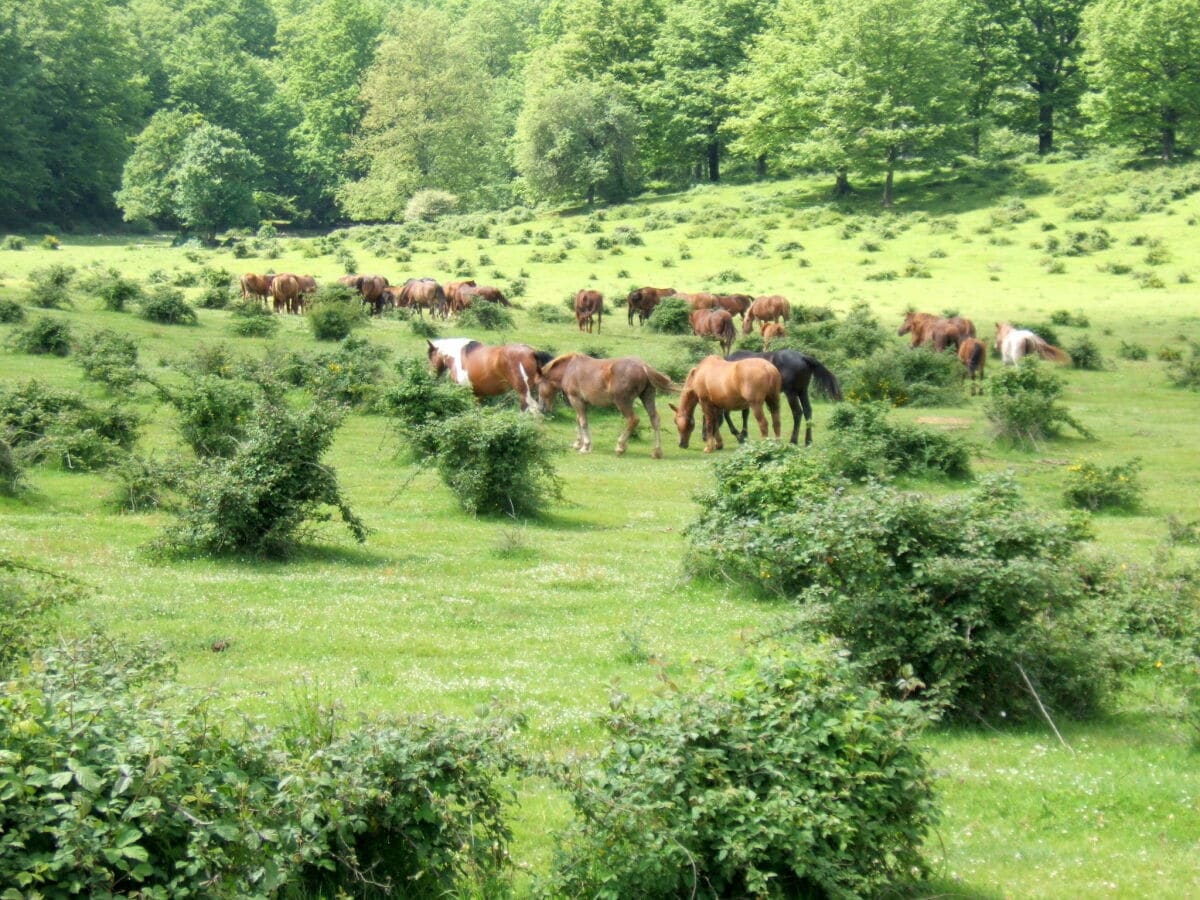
[{"x1": 906, "y1": 876, "x2": 1006, "y2": 899}]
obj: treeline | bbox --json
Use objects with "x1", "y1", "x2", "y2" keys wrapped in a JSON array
[{"x1": 2, "y1": 0, "x2": 1199, "y2": 231}]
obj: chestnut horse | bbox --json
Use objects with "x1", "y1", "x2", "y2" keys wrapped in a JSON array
[
  {"x1": 958, "y1": 337, "x2": 987, "y2": 394},
  {"x1": 445, "y1": 280, "x2": 477, "y2": 314},
  {"x1": 898, "y1": 311, "x2": 976, "y2": 352},
  {"x1": 240, "y1": 273, "x2": 275, "y2": 305},
  {"x1": 723, "y1": 349, "x2": 843, "y2": 446},
  {"x1": 675, "y1": 291, "x2": 721, "y2": 311},
  {"x1": 400, "y1": 278, "x2": 448, "y2": 318},
  {"x1": 743, "y1": 295, "x2": 790, "y2": 334},
  {"x1": 760, "y1": 322, "x2": 786, "y2": 349},
  {"x1": 671, "y1": 356, "x2": 781, "y2": 453},
  {"x1": 574, "y1": 290, "x2": 604, "y2": 333},
  {"x1": 716, "y1": 293, "x2": 752, "y2": 319},
  {"x1": 627, "y1": 286, "x2": 676, "y2": 325},
  {"x1": 537, "y1": 353, "x2": 675, "y2": 457},
  {"x1": 270, "y1": 274, "x2": 300, "y2": 314},
  {"x1": 994, "y1": 322, "x2": 1071, "y2": 365},
  {"x1": 690, "y1": 308, "x2": 736, "y2": 356},
  {"x1": 427, "y1": 338, "x2": 549, "y2": 412}
]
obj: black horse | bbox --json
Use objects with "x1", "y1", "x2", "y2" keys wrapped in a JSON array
[{"x1": 722, "y1": 349, "x2": 842, "y2": 445}]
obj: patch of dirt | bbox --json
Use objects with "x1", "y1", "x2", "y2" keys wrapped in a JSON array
[{"x1": 915, "y1": 416, "x2": 973, "y2": 430}]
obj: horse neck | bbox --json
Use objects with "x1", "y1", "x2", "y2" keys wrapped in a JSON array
[{"x1": 679, "y1": 385, "x2": 700, "y2": 416}]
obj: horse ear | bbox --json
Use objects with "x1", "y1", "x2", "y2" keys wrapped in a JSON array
[{"x1": 668, "y1": 403, "x2": 678, "y2": 413}]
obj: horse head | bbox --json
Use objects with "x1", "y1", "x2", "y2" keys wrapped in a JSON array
[{"x1": 898, "y1": 311, "x2": 916, "y2": 335}]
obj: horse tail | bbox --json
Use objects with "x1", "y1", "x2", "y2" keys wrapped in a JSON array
[
  {"x1": 643, "y1": 363, "x2": 678, "y2": 393},
  {"x1": 1037, "y1": 340, "x2": 1071, "y2": 364},
  {"x1": 968, "y1": 340, "x2": 985, "y2": 373},
  {"x1": 803, "y1": 354, "x2": 843, "y2": 401},
  {"x1": 720, "y1": 315, "x2": 736, "y2": 348}
]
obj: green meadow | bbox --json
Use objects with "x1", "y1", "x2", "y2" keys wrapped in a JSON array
[{"x1": 2, "y1": 157, "x2": 1199, "y2": 895}]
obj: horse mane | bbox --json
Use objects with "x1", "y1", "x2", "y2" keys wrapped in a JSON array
[
  {"x1": 532, "y1": 349, "x2": 555, "y2": 370},
  {"x1": 542, "y1": 352, "x2": 580, "y2": 376}
]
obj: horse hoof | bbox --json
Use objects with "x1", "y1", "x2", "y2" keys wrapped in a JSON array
[
  {"x1": 614, "y1": 447, "x2": 626, "y2": 456},
  {"x1": 651, "y1": 448, "x2": 662, "y2": 459}
]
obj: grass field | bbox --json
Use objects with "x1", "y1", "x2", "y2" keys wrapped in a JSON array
[{"x1": 2, "y1": 156, "x2": 1199, "y2": 896}]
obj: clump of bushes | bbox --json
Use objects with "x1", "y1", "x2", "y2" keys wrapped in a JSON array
[
  {"x1": 984, "y1": 360, "x2": 1093, "y2": 446},
  {"x1": 789, "y1": 303, "x2": 889, "y2": 360},
  {"x1": 528, "y1": 304, "x2": 571, "y2": 324},
  {"x1": 307, "y1": 285, "x2": 366, "y2": 341},
  {"x1": 157, "y1": 374, "x2": 260, "y2": 458},
  {"x1": 824, "y1": 401, "x2": 972, "y2": 479},
  {"x1": 138, "y1": 286, "x2": 198, "y2": 325},
  {"x1": 78, "y1": 267, "x2": 144, "y2": 311},
  {"x1": 844, "y1": 345, "x2": 963, "y2": 406},
  {"x1": 26, "y1": 263, "x2": 75, "y2": 308},
  {"x1": 74, "y1": 329, "x2": 142, "y2": 393},
  {"x1": 405, "y1": 189, "x2": 459, "y2": 222},
  {"x1": 0, "y1": 298, "x2": 25, "y2": 323},
  {"x1": 0, "y1": 380, "x2": 139, "y2": 471},
  {"x1": 9, "y1": 315, "x2": 72, "y2": 356},
  {"x1": 382, "y1": 358, "x2": 475, "y2": 455},
  {"x1": 0, "y1": 440, "x2": 25, "y2": 496},
  {"x1": 1063, "y1": 458, "x2": 1142, "y2": 512},
  {"x1": 546, "y1": 646, "x2": 936, "y2": 899},
  {"x1": 644, "y1": 295, "x2": 692, "y2": 334},
  {"x1": 106, "y1": 453, "x2": 188, "y2": 513},
  {"x1": 228, "y1": 298, "x2": 279, "y2": 337},
  {"x1": 1049, "y1": 309, "x2": 1090, "y2": 328},
  {"x1": 307, "y1": 336, "x2": 390, "y2": 407},
  {"x1": 1165, "y1": 343, "x2": 1200, "y2": 390},
  {"x1": 458, "y1": 301, "x2": 515, "y2": 331},
  {"x1": 1117, "y1": 341, "x2": 1148, "y2": 361},
  {"x1": 1068, "y1": 335, "x2": 1105, "y2": 370}
]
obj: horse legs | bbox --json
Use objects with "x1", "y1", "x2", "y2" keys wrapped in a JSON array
[
  {"x1": 784, "y1": 389, "x2": 807, "y2": 446},
  {"x1": 640, "y1": 389, "x2": 663, "y2": 459},
  {"x1": 761, "y1": 396, "x2": 782, "y2": 440},
  {"x1": 701, "y1": 402, "x2": 723, "y2": 453},
  {"x1": 613, "y1": 397, "x2": 638, "y2": 456},
  {"x1": 569, "y1": 396, "x2": 592, "y2": 452},
  {"x1": 721, "y1": 411, "x2": 748, "y2": 443}
]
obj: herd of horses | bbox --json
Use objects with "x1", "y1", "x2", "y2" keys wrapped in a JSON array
[
  {"x1": 423, "y1": 305, "x2": 1070, "y2": 457},
  {"x1": 239, "y1": 272, "x2": 513, "y2": 319}
]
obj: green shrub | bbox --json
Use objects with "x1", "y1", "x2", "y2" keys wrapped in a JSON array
[
  {"x1": 197, "y1": 282, "x2": 234, "y2": 309},
  {"x1": 428, "y1": 407, "x2": 561, "y2": 517},
  {"x1": 1165, "y1": 344, "x2": 1200, "y2": 389},
  {"x1": 1063, "y1": 458, "x2": 1142, "y2": 511},
  {"x1": 1, "y1": 235, "x2": 25, "y2": 250},
  {"x1": 546, "y1": 646, "x2": 936, "y2": 899},
  {"x1": 408, "y1": 316, "x2": 440, "y2": 339},
  {"x1": 0, "y1": 298, "x2": 25, "y2": 323},
  {"x1": 138, "y1": 286, "x2": 198, "y2": 325},
  {"x1": 0, "y1": 439, "x2": 25, "y2": 496},
  {"x1": 0, "y1": 380, "x2": 87, "y2": 452},
  {"x1": 0, "y1": 558, "x2": 86, "y2": 675},
  {"x1": 308, "y1": 285, "x2": 366, "y2": 341},
  {"x1": 228, "y1": 303, "x2": 279, "y2": 337},
  {"x1": 26, "y1": 264, "x2": 75, "y2": 308},
  {"x1": 41, "y1": 234, "x2": 60, "y2": 250},
  {"x1": 74, "y1": 329, "x2": 142, "y2": 392},
  {"x1": 159, "y1": 374, "x2": 259, "y2": 458},
  {"x1": 686, "y1": 473, "x2": 1118, "y2": 720},
  {"x1": 106, "y1": 453, "x2": 188, "y2": 513},
  {"x1": 82, "y1": 267, "x2": 144, "y2": 311},
  {"x1": 790, "y1": 302, "x2": 888, "y2": 359},
  {"x1": 1068, "y1": 335, "x2": 1105, "y2": 370},
  {"x1": 984, "y1": 360, "x2": 1094, "y2": 446},
  {"x1": 35, "y1": 403, "x2": 140, "y2": 471},
  {"x1": 1049, "y1": 309, "x2": 1090, "y2": 327},
  {"x1": 644, "y1": 295, "x2": 692, "y2": 334},
  {"x1": 405, "y1": 188, "x2": 459, "y2": 222},
  {"x1": 9, "y1": 315, "x2": 72, "y2": 356},
  {"x1": 825, "y1": 401, "x2": 972, "y2": 479},
  {"x1": 1117, "y1": 341, "x2": 1148, "y2": 361},
  {"x1": 845, "y1": 345, "x2": 963, "y2": 406},
  {"x1": 457, "y1": 301, "x2": 514, "y2": 331},
  {"x1": 160, "y1": 397, "x2": 366, "y2": 556},
  {"x1": 382, "y1": 358, "x2": 476, "y2": 455},
  {"x1": 307, "y1": 335, "x2": 390, "y2": 407}
]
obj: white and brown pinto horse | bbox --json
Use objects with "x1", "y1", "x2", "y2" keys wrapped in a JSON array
[
  {"x1": 538, "y1": 352, "x2": 675, "y2": 458},
  {"x1": 427, "y1": 338, "x2": 548, "y2": 413},
  {"x1": 994, "y1": 322, "x2": 1071, "y2": 365},
  {"x1": 671, "y1": 356, "x2": 781, "y2": 453}
]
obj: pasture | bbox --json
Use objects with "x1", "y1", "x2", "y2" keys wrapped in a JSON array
[{"x1": 2, "y1": 156, "x2": 1199, "y2": 895}]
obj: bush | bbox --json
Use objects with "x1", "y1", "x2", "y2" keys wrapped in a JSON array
[
  {"x1": 74, "y1": 329, "x2": 142, "y2": 392},
  {"x1": 159, "y1": 374, "x2": 260, "y2": 458},
  {"x1": 0, "y1": 298, "x2": 25, "y2": 323},
  {"x1": 984, "y1": 360, "x2": 1094, "y2": 447},
  {"x1": 428, "y1": 407, "x2": 561, "y2": 517},
  {"x1": 307, "y1": 335, "x2": 390, "y2": 407},
  {"x1": 35, "y1": 404, "x2": 140, "y2": 471},
  {"x1": 106, "y1": 453, "x2": 188, "y2": 513},
  {"x1": 844, "y1": 345, "x2": 963, "y2": 406},
  {"x1": 1063, "y1": 458, "x2": 1142, "y2": 512},
  {"x1": 9, "y1": 315, "x2": 72, "y2": 356},
  {"x1": 1049, "y1": 309, "x2": 1090, "y2": 327},
  {"x1": 791, "y1": 303, "x2": 888, "y2": 359},
  {"x1": 547, "y1": 645, "x2": 936, "y2": 899},
  {"x1": 408, "y1": 317, "x2": 440, "y2": 339},
  {"x1": 381, "y1": 358, "x2": 475, "y2": 455},
  {"x1": 686, "y1": 473, "x2": 1118, "y2": 720},
  {"x1": 1, "y1": 235, "x2": 25, "y2": 250},
  {"x1": 1068, "y1": 335, "x2": 1105, "y2": 370},
  {"x1": 307, "y1": 285, "x2": 366, "y2": 341},
  {"x1": 1165, "y1": 344, "x2": 1200, "y2": 389},
  {"x1": 83, "y1": 267, "x2": 144, "y2": 311},
  {"x1": 825, "y1": 402, "x2": 972, "y2": 479},
  {"x1": 1117, "y1": 340, "x2": 1148, "y2": 361},
  {"x1": 26, "y1": 263, "x2": 75, "y2": 308},
  {"x1": 405, "y1": 189, "x2": 459, "y2": 222},
  {"x1": 160, "y1": 397, "x2": 366, "y2": 556},
  {"x1": 0, "y1": 558, "x2": 86, "y2": 675},
  {"x1": 457, "y1": 301, "x2": 514, "y2": 331},
  {"x1": 0, "y1": 439, "x2": 25, "y2": 496},
  {"x1": 229, "y1": 306, "x2": 279, "y2": 337},
  {"x1": 644, "y1": 295, "x2": 691, "y2": 334},
  {"x1": 138, "y1": 286, "x2": 198, "y2": 325},
  {"x1": 0, "y1": 380, "x2": 87, "y2": 453}
]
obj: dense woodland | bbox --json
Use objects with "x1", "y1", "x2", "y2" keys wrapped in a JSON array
[{"x1": 3, "y1": 0, "x2": 1200, "y2": 232}]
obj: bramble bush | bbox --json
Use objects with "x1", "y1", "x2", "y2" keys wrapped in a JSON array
[
  {"x1": 381, "y1": 357, "x2": 474, "y2": 455},
  {"x1": 789, "y1": 302, "x2": 889, "y2": 360},
  {"x1": 0, "y1": 636, "x2": 517, "y2": 897},
  {"x1": 138, "y1": 286, "x2": 198, "y2": 325},
  {"x1": 824, "y1": 401, "x2": 972, "y2": 479},
  {"x1": 79, "y1": 267, "x2": 144, "y2": 311},
  {"x1": 458, "y1": 301, "x2": 514, "y2": 331},
  {"x1": 0, "y1": 379, "x2": 139, "y2": 470},
  {"x1": 227, "y1": 297, "x2": 279, "y2": 336},
  {"x1": 0, "y1": 298, "x2": 25, "y2": 323},
  {"x1": 307, "y1": 284, "x2": 366, "y2": 341},
  {"x1": 157, "y1": 374, "x2": 259, "y2": 458},
  {"x1": 844, "y1": 344, "x2": 963, "y2": 406},
  {"x1": 545, "y1": 646, "x2": 937, "y2": 899},
  {"x1": 984, "y1": 359, "x2": 1094, "y2": 447},
  {"x1": 106, "y1": 453, "x2": 189, "y2": 513},
  {"x1": 1068, "y1": 334, "x2": 1105, "y2": 370},
  {"x1": 687, "y1": 470, "x2": 1119, "y2": 720},
  {"x1": 9, "y1": 315, "x2": 72, "y2": 356},
  {"x1": 644, "y1": 295, "x2": 691, "y2": 334},
  {"x1": 159, "y1": 396, "x2": 367, "y2": 556},
  {"x1": 26, "y1": 263, "x2": 75, "y2": 308},
  {"x1": 429, "y1": 407, "x2": 562, "y2": 517},
  {"x1": 306, "y1": 335, "x2": 390, "y2": 407},
  {"x1": 74, "y1": 329, "x2": 142, "y2": 393},
  {"x1": 1063, "y1": 457, "x2": 1143, "y2": 511},
  {"x1": 0, "y1": 558, "x2": 86, "y2": 675},
  {"x1": 1165, "y1": 343, "x2": 1200, "y2": 389},
  {"x1": 0, "y1": 439, "x2": 24, "y2": 496}
]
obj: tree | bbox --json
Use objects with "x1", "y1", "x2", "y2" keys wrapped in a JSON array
[
  {"x1": 1083, "y1": 0, "x2": 1200, "y2": 161},
  {"x1": 115, "y1": 109, "x2": 206, "y2": 226},
  {"x1": 0, "y1": 1, "x2": 46, "y2": 222},
  {"x1": 515, "y1": 80, "x2": 640, "y2": 205},
  {"x1": 170, "y1": 124, "x2": 262, "y2": 239}
]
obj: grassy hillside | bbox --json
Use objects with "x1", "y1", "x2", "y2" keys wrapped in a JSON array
[{"x1": 1, "y1": 157, "x2": 1198, "y2": 895}]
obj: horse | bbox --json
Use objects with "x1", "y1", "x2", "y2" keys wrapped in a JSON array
[
  {"x1": 357, "y1": 275, "x2": 389, "y2": 315},
  {"x1": 722, "y1": 349, "x2": 843, "y2": 446},
  {"x1": 445, "y1": 280, "x2": 477, "y2": 314},
  {"x1": 240, "y1": 273, "x2": 274, "y2": 305},
  {"x1": 468, "y1": 285, "x2": 509, "y2": 307},
  {"x1": 295, "y1": 275, "x2": 317, "y2": 314},
  {"x1": 427, "y1": 338, "x2": 548, "y2": 412},
  {"x1": 670, "y1": 356, "x2": 781, "y2": 453},
  {"x1": 994, "y1": 322, "x2": 1071, "y2": 365},
  {"x1": 958, "y1": 337, "x2": 987, "y2": 394},
  {"x1": 690, "y1": 308, "x2": 736, "y2": 356},
  {"x1": 627, "y1": 286, "x2": 675, "y2": 325},
  {"x1": 400, "y1": 278, "x2": 448, "y2": 318},
  {"x1": 676, "y1": 291, "x2": 720, "y2": 311},
  {"x1": 537, "y1": 353, "x2": 675, "y2": 458},
  {"x1": 715, "y1": 293, "x2": 752, "y2": 319},
  {"x1": 898, "y1": 311, "x2": 976, "y2": 352},
  {"x1": 574, "y1": 290, "x2": 603, "y2": 333},
  {"x1": 743, "y1": 295, "x2": 790, "y2": 334},
  {"x1": 270, "y1": 274, "x2": 300, "y2": 314},
  {"x1": 760, "y1": 322, "x2": 786, "y2": 349}
]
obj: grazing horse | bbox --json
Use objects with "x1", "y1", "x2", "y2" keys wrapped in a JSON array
[
  {"x1": 690, "y1": 308, "x2": 736, "y2": 356},
  {"x1": 400, "y1": 278, "x2": 448, "y2": 318},
  {"x1": 715, "y1": 293, "x2": 752, "y2": 319},
  {"x1": 537, "y1": 353, "x2": 675, "y2": 458},
  {"x1": 760, "y1": 322, "x2": 786, "y2": 349},
  {"x1": 270, "y1": 274, "x2": 300, "y2": 314},
  {"x1": 671, "y1": 356, "x2": 781, "y2": 453},
  {"x1": 722, "y1": 349, "x2": 843, "y2": 446},
  {"x1": 994, "y1": 322, "x2": 1071, "y2": 365},
  {"x1": 627, "y1": 286, "x2": 676, "y2": 325},
  {"x1": 675, "y1": 291, "x2": 720, "y2": 311},
  {"x1": 898, "y1": 311, "x2": 977, "y2": 352},
  {"x1": 427, "y1": 338, "x2": 546, "y2": 412},
  {"x1": 294, "y1": 275, "x2": 317, "y2": 314},
  {"x1": 958, "y1": 337, "x2": 987, "y2": 394},
  {"x1": 743, "y1": 295, "x2": 790, "y2": 334},
  {"x1": 468, "y1": 285, "x2": 509, "y2": 307},
  {"x1": 358, "y1": 275, "x2": 389, "y2": 315},
  {"x1": 574, "y1": 290, "x2": 604, "y2": 333},
  {"x1": 240, "y1": 273, "x2": 275, "y2": 305},
  {"x1": 445, "y1": 280, "x2": 477, "y2": 314}
]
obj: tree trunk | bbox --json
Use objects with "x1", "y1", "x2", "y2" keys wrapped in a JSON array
[
  {"x1": 586, "y1": 182, "x2": 596, "y2": 205},
  {"x1": 707, "y1": 139, "x2": 720, "y2": 182},
  {"x1": 883, "y1": 166, "x2": 894, "y2": 208},
  {"x1": 833, "y1": 170, "x2": 852, "y2": 197},
  {"x1": 1038, "y1": 103, "x2": 1054, "y2": 154},
  {"x1": 1163, "y1": 108, "x2": 1178, "y2": 161},
  {"x1": 756, "y1": 154, "x2": 767, "y2": 178}
]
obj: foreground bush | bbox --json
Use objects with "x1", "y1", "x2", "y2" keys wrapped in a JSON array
[
  {"x1": 845, "y1": 344, "x2": 963, "y2": 406},
  {"x1": 644, "y1": 295, "x2": 691, "y2": 334},
  {"x1": 688, "y1": 466, "x2": 1117, "y2": 720},
  {"x1": 9, "y1": 315, "x2": 72, "y2": 356},
  {"x1": 158, "y1": 374, "x2": 259, "y2": 458},
  {"x1": 546, "y1": 646, "x2": 936, "y2": 898},
  {"x1": 984, "y1": 359, "x2": 1093, "y2": 447},
  {"x1": 788, "y1": 302, "x2": 889, "y2": 360},
  {"x1": 382, "y1": 357, "x2": 475, "y2": 455},
  {"x1": 308, "y1": 285, "x2": 366, "y2": 341},
  {"x1": 825, "y1": 401, "x2": 972, "y2": 479},
  {"x1": 74, "y1": 329, "x2": 142, "y2": 392},
  {"x1": 0, "y1": 379, "x2": 139, "y2": 470},
  {"x1": 0, "y1": 638, "x2": 516, "y2": 897},
  {"x1": 307, "y1": 335, "x2": 390, "y2": 407},
  {"x1": 159, "y1": 397, "x2": 367, "y2": 556},
  {"x1": 1063, "y1": 458, "x2": 1143, "y2": 511}
]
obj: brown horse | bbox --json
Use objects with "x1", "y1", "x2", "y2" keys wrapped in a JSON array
[
  {"x1": 240, "y1": 273, "x2": 275, "y2": 305},
  {"x1": 445, "y1": 280, "x2": 477, "y2": 314},
  {"x1": 898, "y1": 311, "x2": 976, "y2": 352},
  {"x1": 671, "y1": 356, "x2": 781, "y2": 452},
  {"x1": 690, "y1": 308, "x2": 736, "y2": 356},
  {"x1": 270, "y1": 274, "x2": 300, "y2": 314},
  {"x1": 715, "y1": 293, "x2": 752, "y2": 319},
  {"x1": 760, "y1": 322, "x2": 786, "y2": 349},
  {"x1": 675, "y1": 291, "x2": 720, "y2": 311},
  {"x1": 958, "y1": 337, "x2": 987, "y2": 394},
  {"x1": 400, "y1": 278, "x2": 448, "y2": 318},
  {"x1": 743, "y1": 295, "x2": 790, "y2": 334},
  {"x1": 574, "y1": 290, "x2": 603, "y2": 333},
  {"x1": 295, "y1": 275, "x2": 317, "y2": 314},
  {"x1": 427, "y1": 338, "x2": 547, "y2": 412},
  {"x1": 627, "y1": 286, "x2": 676, "y2": 325},
  {"x1": 537, "y1": 353, "x2": 675, "y2": 458},
  {"x1": 467, "y1": 285, "x2": 509, "y2": 307}
]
